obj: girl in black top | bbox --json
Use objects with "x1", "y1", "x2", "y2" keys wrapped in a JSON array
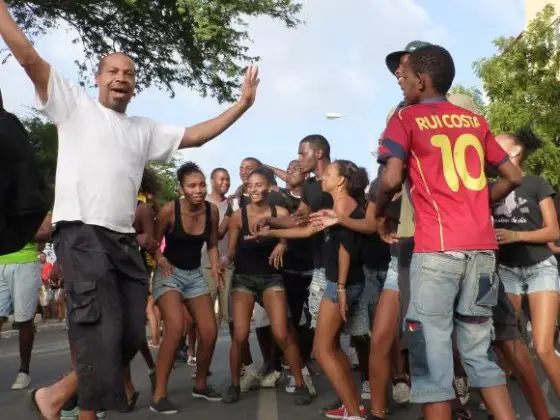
[
  {"x1": 151, "y1": 162, "x2": 222, "y2": 414},
  {"x1": 222, "y1": 168, "x2": 312, "y2": 405},
  {"x1": 491, "y1": 129, "x2": 560, "y2": 398},
  {"x1": 259, "y1": 160, "x2": 369, "y2": 419}
]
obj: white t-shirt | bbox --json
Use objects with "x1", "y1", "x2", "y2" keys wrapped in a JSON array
[
  {"x1": 38, "y1": 69, "x2": 184, "y2": 233},
  {"x1": 201, "y1": 197, "x2": 230, "y2": 268}
]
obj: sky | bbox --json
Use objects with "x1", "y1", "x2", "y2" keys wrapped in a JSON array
[{"x1": 0, "y1": 0, "x2": 526, "y2": 191}]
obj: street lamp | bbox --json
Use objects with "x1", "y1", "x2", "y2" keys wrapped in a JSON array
[{"x1": 325, "y1": 112, "x2": 376, "y2": 173}]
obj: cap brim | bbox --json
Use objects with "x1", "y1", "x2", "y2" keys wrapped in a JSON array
[{"x1": 385, "y1": 51, "x2": 407, "y2": 74}]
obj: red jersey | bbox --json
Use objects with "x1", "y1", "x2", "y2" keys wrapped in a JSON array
[{"x1": 378, "y1": 100, "x2": 508, "y2": 253}]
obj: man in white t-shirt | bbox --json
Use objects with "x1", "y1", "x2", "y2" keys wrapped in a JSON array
[
  {"x1": 201, "y1": 168, "x2": 233, "y2": 325},
  {"x1": 0, "y1": 2, "x2": 259, "y2": 418}
]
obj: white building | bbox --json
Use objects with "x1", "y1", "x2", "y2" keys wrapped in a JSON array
[{"x1": 525, "y1": 0, "x2": 560, "y2": 26}]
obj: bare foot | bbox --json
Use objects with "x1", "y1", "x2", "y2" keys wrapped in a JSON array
[{"x1": 33, "y1": 387, "x2": 59, "y2": 420}]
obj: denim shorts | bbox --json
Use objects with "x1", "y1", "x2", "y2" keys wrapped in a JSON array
[
  {"x1": 308, "y1": 268, "x2": 327, "y2": 328},
  {"x1": 498, "y1": 256, "x2": 559, "y2": 295},
  {"x1": 362, "y1": 267, "x2": 386, "y2": 332},
  {"x1": 152, "y1": 266, "x2": 209, "y2": 302},
  {"x1": 231, "y1": 273, "x2": 284, "y2": 304},
  {"x1": 323, "y1": 281, "x2": 364, "y2": 332},
  {"x1": 383, "y1": 256, "x2": 399, "y2": 292},
  {"x1": 406, "y1": 251, "x2": 505, "y2": 404},
  {"x1": 0, "y1": 262, "x2": 41, "y2": 323}
]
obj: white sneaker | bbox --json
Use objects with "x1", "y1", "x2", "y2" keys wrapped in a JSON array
[
  {"x1": 261, "y1": 370, "x2": 282, "y2": 388},
  {"x1": 240, "y1": 366, "x2": 261, "y2": 392},
  {"x1": 187, "y1": 355, "x2": 197, "y2": 366},
  {"x1": 478, "y1": 402, "x2": 487, "y2": 412},
  {"x1": 454, "y1": 376, "x2": 470, "y2": 405},
  {"x1": 302, "y1": 367, "x2": 316, "y2": 396},
  {"x1": 360, "y1": 381, "x2": 370, "y2": 400},
  {"x1": 11, "y1": 372, "x2": 31, "y2": 390},
  {"x1": 285, "y1": 375, "x2": 296, "y2": 393},
  {"x1": 392, "y1": 380, "x2": 411, "y2": 404}
]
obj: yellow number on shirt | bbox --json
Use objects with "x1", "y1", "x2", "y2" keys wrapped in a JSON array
[{"x1": 430, "y1": 134, "x2": 486, "y2": 192}]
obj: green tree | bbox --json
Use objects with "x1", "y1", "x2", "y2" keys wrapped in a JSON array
[
  {"x1": 3, "y1": 0, "x2": 302, "y2": 101},
  {"x1": 449, "y1": 85, "x2": 485, "y2": 115},
  {"x1": 22, "y1": 115, "x2": 57, "y2": 205},
  {"x1": 148, "y1": 159, "x2": 180, "y2": 203},
  {"x1": 473, "y1": 4, "x2": 560, "y2": 185}
]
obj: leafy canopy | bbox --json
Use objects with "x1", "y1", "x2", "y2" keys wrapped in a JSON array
[{"x1": 4, "y1": 0, "x2": 302, "y2": 101}]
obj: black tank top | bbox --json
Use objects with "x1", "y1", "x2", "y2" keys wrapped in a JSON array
[
  {"x1": 234, "y1": 204, "x2": 280, "y2": 275},
  {"x1": 163, "y1": 200, "x2": 211, "y2": 270}
]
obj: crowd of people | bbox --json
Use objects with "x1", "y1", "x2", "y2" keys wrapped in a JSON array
[{"x1": 0, "y1": 2, "x2": 559, "y2": 420}]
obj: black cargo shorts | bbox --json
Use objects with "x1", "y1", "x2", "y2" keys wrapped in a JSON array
[{"x1": 54, "y1": 222, "x2": 148, "y2": 412}]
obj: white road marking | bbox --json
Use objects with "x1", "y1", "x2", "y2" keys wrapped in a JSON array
[{"x1": 257, "y1": 388, "x2": 279, "y2": 420}]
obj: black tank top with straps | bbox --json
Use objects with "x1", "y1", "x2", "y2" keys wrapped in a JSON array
[
  {"x1": 234, "y1": 204, "x2": 280, "y2": 276},
  {"x1": 163, "y1": 200, "x2": 211, "y2": 270}
]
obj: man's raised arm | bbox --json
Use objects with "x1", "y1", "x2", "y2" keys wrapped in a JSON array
[
  {"x1": 180, "y1": 65, "x2": 259, "y2": 149},
  {"x1": 0, "y1": 1, "x2": 50, "y2": 102}
]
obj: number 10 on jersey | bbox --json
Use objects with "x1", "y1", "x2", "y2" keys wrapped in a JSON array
[{"x1": 430, "y1": 133, "x2": 487, "y2": 192}]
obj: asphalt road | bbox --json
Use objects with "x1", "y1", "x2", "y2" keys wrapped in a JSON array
[{"x1": 0, "y1": 326, "x2": 558, "y2": 419}]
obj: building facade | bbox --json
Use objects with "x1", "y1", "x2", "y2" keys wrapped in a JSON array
[{"x1": 525, "y1": 0, "x2": 560, "y2": 26}]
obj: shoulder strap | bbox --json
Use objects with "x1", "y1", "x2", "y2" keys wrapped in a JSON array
[
  {"x1": 241, "y1": 204, "x2": 249, "y2": 234},
  {"x1": 173, "y1": 199, "x2": 183, "y2": 234},
  {"x1": 204, "y1": 201, "x2": 212, "y2": 235}
]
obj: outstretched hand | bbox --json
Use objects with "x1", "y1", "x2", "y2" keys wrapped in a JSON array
[
  {"x1": 239, "y1": 65, "x2": 260, "y2": 108},
  {"x1": 309, "y1": 209, "x2": 338, "y2": 231}
]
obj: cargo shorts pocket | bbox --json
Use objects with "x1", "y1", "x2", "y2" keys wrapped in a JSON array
[
  {"x1": 475, "y1": 273, "x2": 498, "y2": 308},
  {"x1": 406, "y1": 320, "x2": 429, "y2": 377},
  {"x1": 69, "y1": 281, "x2": 101, "y2": 325}
]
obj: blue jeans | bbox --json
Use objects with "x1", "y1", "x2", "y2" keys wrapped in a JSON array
[
  {"x1": 406, "y1": 251, "x2": 505, "y2": 403},
  {"x1": 498, "y1": 256, "x2": 559, "y2": 295}
]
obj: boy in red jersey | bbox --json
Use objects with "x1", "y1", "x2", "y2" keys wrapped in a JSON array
[{"x1": 375, "y1": 45, "x2": 522, "y2": 420}]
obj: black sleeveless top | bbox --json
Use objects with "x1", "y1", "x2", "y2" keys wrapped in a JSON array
[
  {"x1": 234, "y1": 204, "x2": 280, "y2": 276},
  {"x1": 163, "y1": 200, "x2": 211, "y2": 270}
]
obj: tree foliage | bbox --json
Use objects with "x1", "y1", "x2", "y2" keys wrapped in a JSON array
[
  {"x1": 473, "y1": 4, "x2": 560, "y2": 185},
  {"x1": 4, "y1": 0, "x2": 302, "y2": 101},
  {"x1": 449, "y1": 85, "x2": 485, "y2": 115},
  {"x1": 147, "y1": 159, "x2": 180, "y2": 203},
  {"x1": 22, "y1": 115, "x2": 180, "y2": 204}
]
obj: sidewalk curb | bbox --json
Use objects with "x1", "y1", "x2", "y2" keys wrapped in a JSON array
[{"x1": 1, "y1": 322, "x2": 67, "y2": 339}]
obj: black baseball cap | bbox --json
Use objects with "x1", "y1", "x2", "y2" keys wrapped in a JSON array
[{"x1": 385, "y1": 40, "x2": 433, "y2": 74}]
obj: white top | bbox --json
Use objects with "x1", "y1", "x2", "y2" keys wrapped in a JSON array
[
  {"x1": 38, "y1": 69, "x2": 184, "y2": 233},
  {"x1": 200, "y1": 197, "x2": 230, "y2": 268}
]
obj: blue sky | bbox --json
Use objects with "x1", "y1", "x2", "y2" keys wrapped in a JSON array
[{"x1": 0, "y1": 0, "x2": 526, "y2": 190}]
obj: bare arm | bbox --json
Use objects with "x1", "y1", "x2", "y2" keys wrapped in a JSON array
[
  {"x1": 337, "y1": 244, "x2": 351, "y2": 287},
  {"x1": 154, "y1": 202, "x2": 174, "y2": 264},
  {"x1": 33, "y1": 213, "x2": 53, "y2": 243},
  {"x1": 0, "y1": 1, "x2": 51, "y2": 102},
  {"x1": 134, "y1": 204, "x2": 155, "y2": 237},
  {"x1": 264, "y1": 164, "x2": 288, "y2": 183},
  {"x1": 375, "y1": 159, "x2": 404, "y2": 219},
  {"x1": 338, "y1": 203, "x2": 377, "y2": 234},
  {"x1": 265, "y1": 225, "x2": 319, "y2": 239},
  {"x1": 516, "y1": 197, "x2": 560, "y2": 243},
  {"x1": 218, "y1": 215, "x2": 230, "y2": 240},
  {"x1": 180, "y1": 66, "x2": 259, "y2": 149},
  {"x1": 547, "y1": 242, "x2": 560, "y2": 255},
  {"x1": 489, "y1": 161, "x2": 522, "y2": 203},
  {"x1": 225, "y1": 211, "x2": 242, "y2": 262},
  {"x1": 207, "y1": 204, "x2": 221, "y2": 270},
  {"x1": 265, "y1": 199, "x2": 312, "y2": 229}
]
